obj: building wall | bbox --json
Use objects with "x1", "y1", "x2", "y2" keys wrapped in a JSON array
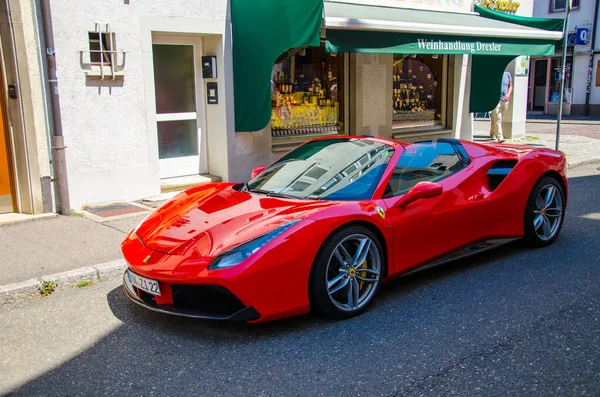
[
  {"x1": 47, "y1": 0, "x2": 233, "y2": 208},
  {"x1": 351, "y1": 53, "x2": 393, "y2": 138}
]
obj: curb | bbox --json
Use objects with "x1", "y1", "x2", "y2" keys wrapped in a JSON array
[
  {"x1": 567, "y1": 157, "x2": 600, "y2": 169},
  {"x1": 0, "y1": 259, "x2": 126, "y2": 306},
  {"x1": 0, "y1": 213, "x2": 57, "y2": 226},
  {"x1": 526, "y1": 119, "x2": 600, "y2": 125}
]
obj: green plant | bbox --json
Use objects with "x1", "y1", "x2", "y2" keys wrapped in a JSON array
[
  {"x1": 523, "y1": 135, "x2": 540, "y2": 141},
  {"x1": 39, "y1": 280, "x2": 56, "y2": 297},
  {"x1": 71, "y1": 211, "x2": 85, "y2": 217},
  {"x1": 76, "y1": 280, "x2": 93, "y2": 288}
]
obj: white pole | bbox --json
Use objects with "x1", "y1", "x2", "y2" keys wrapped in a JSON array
[{"x1": 556, "y1": 1, "x2": 571, "y2": 151}]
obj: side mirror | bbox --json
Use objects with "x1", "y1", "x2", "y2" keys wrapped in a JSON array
[
  {"x1": 251, "y1": 165, "x2": 266, "y2": 179},
  {"x1": 397, "y1": 181, "x2": 443, "y2": 208}
]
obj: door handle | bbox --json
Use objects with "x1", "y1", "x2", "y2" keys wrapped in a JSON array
[{"x1": 473, "y1": 192, "x2": 487, "y2": 201}]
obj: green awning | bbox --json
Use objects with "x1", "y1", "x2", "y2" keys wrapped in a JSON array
[
  {"x1": 324, "y1": 2, "x2": 563, "y2": 56},
  {"x1": 326, "y1": 30, "x2": 558, "y2": 57},
  {"x1": 231, "y1": 0, "x2": 323, "y2": 132},
  {"x1": 324, "y1": 1, "x2": 563, "y2": 113}
]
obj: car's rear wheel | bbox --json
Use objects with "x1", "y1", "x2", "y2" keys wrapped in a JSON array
[
  {"x1": 309, "y1": 226, "x2": 383, "y2": 318},
  {"x1": 523, "y1": 176, "x2": 565, "y2": 247}
]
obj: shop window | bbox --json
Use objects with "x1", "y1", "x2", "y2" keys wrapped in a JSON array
[
  {"x1": 392, "y1": 54, "x2": 446, "y2": 129},
  {"x1": 270, "y1": 44, "x2": 344, "y2": 138},
  {"x1": 549, "y1": 57, "x2": 572, "y2": 103}
]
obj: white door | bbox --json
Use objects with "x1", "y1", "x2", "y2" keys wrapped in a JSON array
[{"x1": 152, "y1": 36, "x2": 207, "y2": 178}]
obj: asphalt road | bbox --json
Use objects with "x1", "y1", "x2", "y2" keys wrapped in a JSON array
[{"x1": 1, "y1": 164, "x2": 600, "y2": 396}]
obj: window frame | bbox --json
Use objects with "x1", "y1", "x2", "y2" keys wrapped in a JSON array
[
  {"x1": 391, "y1": 54, "x2": 449, "y2": 132},
  {"x1": 269, "y1": 45, "x2": 348, "y2": 140},
  {"x1": 550, "y1": 0, "x2": 578, "y2": 12}
]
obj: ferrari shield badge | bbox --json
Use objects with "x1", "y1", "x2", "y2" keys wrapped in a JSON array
[
  {"x1": 376, "y1": 206, "x2": 385, "y2": 219},
  {"x1": 143, "y1": 254, "x2": 151, "y2": 263}
]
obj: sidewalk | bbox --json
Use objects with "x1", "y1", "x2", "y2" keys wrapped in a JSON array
[
  {"x1": 473, "y1": 120, "x2": 600, "y2": 170},
  {"x1": 2, "y1": 126, "x2": 600, "y2": 306},
  {"x1": 0, "y1": 198, "x2": 167, "y2": 305}
]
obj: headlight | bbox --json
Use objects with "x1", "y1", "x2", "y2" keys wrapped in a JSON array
[{"x1": 209, "y1": 220, "x2": 300, "y2": 270}]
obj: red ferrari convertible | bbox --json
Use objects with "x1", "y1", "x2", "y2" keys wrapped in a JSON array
[{"x1": 122, "y1": 136, "x2": 567, "y2": 323}]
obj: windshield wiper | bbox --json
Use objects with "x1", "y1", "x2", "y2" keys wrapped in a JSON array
[
  {"x1": 247, "y1": 188, "x2": 297, "y2": 199},
  {"x1": 266, "y1": 191, "x2": 298, "y2": 199}
]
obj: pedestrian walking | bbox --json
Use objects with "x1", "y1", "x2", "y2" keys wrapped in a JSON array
[{"x1": 490, "y1": 71, "x2": 513, "y2": 143}]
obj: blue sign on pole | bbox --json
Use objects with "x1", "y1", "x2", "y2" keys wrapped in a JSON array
[{"x1": 576, "y1": 28, "x2": 589, "y2": 45}]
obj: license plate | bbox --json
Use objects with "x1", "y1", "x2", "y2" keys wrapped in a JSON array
[{"x1": 127, "y1": 270, "x2": 161, "y2": 296}]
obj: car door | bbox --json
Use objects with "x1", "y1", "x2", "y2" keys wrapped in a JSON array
[{"x1": 381, "y1": 141, "x2": 488, "y2": 275}]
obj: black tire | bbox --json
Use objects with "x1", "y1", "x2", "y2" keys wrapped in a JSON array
[
  {"x1": 523, "y1": 175, "x2": 566, "y2": 247},
  {"x1": 309, "y1": 225, "x2": 385, "y2": 318}
]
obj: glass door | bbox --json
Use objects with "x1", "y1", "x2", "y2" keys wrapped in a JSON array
[{"x1": 152, "y1": 36, "x2": 206, "y2": 178}]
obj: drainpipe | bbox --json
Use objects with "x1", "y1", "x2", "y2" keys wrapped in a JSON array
[
  {"x1": 39, "y1": 0, "x2": 70, "y2": 214},
  {"x1": 584, "y1": 0, "x2": 599, "y2": 115}
]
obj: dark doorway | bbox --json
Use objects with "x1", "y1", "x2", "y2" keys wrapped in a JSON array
[{"x1": 533, "y1": 60, "x2": 548, "y2": 111}]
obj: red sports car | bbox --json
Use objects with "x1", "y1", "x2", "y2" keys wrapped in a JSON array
[{"x1": 122, "y1": 136, "x2": 567, "y2": 323}]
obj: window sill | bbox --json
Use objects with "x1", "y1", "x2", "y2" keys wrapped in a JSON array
[
  {"x1": 271, "y1": 131, "x2": 346, "y2": 152},
  {"x1": 393, "y1": 124, "x2": 446, "y2": 134},
  {"x1": 84, "y1": 66, "x2": 124, "y2": 80},
  {"x1": 392, "y1": 128, "x2": 453, "y2": 143}
]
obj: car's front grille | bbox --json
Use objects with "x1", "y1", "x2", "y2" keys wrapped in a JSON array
[{"x1": 170, "y1": 284, "x2": 246, "y2": 316}]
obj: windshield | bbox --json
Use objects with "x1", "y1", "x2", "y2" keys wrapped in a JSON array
[{"x1": 246, "y1": 138, "x2": 396, "y2": 200}]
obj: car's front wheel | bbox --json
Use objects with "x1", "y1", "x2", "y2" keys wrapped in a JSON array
[
  {"x1": 309, "y1": 226, "x2": 384, "y2": 318},
  {"x1": 523, "y1": 175, "x2": 565, "y2": 247}
]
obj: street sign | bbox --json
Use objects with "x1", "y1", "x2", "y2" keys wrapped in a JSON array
[{"x1": 576, "y1": 28, "x2": 589, "y2": 45}]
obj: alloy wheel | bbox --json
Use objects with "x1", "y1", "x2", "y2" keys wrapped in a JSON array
[
  {"x1": 533, "y1": 184, "x2": 563, "y2": 241},
  {"x1": 325, "y1": 234, "x2": 381, "y2": 312}
]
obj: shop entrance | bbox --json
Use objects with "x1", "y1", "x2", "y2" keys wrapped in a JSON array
[
  {"x1": 0, "y1": 88, "x2": 14, "y2": 213},
  {"x1": 533, "y1": 59, "x2": 548, "y2": 111},
  {"x1": 152, "y1": 36, "x2": 207, "y2": 179}
]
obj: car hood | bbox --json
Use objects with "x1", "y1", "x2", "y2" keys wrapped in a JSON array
[{"x1": 135, "y1": 183, "x2": 337, "y2": 257}]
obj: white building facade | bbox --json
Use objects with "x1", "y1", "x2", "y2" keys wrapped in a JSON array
[
  {"x1": 531, "y1": 0, "x2": 600, "y2": 115},
  {"x1": 0, "y1": 0, "x2": 561, "y2": 215}
]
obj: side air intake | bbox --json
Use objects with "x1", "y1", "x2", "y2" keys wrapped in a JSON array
[{"x1": 487, "y1": 160, "x2": 518, "y2": 191}]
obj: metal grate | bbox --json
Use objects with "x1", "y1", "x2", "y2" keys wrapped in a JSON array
[{"x1": 85, "y1": 203, "x2": 147, "y2": 218}]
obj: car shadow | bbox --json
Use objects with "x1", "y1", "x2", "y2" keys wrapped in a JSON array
[
  {"x1": 105, "y1": 238, "x2": 524, "y2": 339},
  {"x1": 106, "y1": 285, "x2": 331, "y2": 339}
]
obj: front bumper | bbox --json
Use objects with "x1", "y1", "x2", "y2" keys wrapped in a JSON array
[{"x1": 122, "y1": 269, "x2": 261, "y2": 321}]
